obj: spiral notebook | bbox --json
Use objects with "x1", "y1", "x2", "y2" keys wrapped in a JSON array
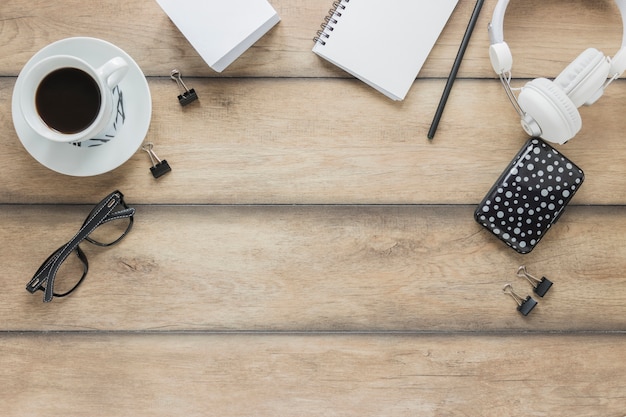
[
  {"x1": 313, "y1": 0, "x2": 459, "y2": 100},
  {"x1": 155, "y1": 0, "x2": 280, "y2": 72}
]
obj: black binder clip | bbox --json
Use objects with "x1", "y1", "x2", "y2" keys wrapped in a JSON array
[
  {"x1": 171, "y1": 69, "x2": 198, "y2": 106},
  {"x1": 503, "y1": 284, "x2": 537, "y2": 316},
  {"x1": 142, "y1": 142, "x2": 171, "y2": 179},
  {"x1": 517, "y1": 265, "x2": 553, "y2": 297}
]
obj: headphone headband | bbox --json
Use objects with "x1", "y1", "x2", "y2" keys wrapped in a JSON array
[
  {"x1": 489, "y1": 0, "x2": 626, "y2": 144},
  {"x1": 489, "y1": 0, "x2": 626, "y2": 76}
]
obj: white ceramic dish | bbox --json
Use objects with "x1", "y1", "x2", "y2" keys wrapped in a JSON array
[{"x1": 12, "y1": 37, "x2": 152, "y2": 176}]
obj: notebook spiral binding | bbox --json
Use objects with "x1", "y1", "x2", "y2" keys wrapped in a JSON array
[{"x1": 313, "y1": 0, "x2": 350, "y2": 45}]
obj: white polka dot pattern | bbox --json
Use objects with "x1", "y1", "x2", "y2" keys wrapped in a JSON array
[{"x1": 475, "y1": 139, "x2": 584, "y2": 254}]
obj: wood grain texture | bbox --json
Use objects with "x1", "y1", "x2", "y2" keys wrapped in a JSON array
[
  {"x1": 0, "y1": 0, "x2": 622, "y2": 78},
  {"x1": 2, "y1": 78, "x2": 626, "y2": 204},
  {"x1": 1, "y1": 333, "x2": 625, "y2": 417},
  {"x1": 2, "y1": 204, "x2": 626, "y2": 332},
  {"x1": 1, "y1": 0, "x2": 626, "y2": 415}
]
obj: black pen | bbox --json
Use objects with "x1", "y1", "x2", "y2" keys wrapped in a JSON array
[{"x1": 427, "y1": 0, "x2": 485, "y2": 140}]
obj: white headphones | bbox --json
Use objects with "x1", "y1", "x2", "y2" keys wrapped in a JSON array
[{"x1": 489, "y1": 0, "x2": 626, "y2": 144}]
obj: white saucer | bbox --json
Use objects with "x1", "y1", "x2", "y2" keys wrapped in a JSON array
[{"x1": 12, "y1": 37, "x2": 152, "y2": 176}]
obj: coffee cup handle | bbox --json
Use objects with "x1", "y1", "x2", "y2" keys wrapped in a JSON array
[{"x1": 97, "y1": 57, "x2": 129, "y2": 89}]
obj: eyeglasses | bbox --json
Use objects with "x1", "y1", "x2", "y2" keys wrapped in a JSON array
[{"x1": 26, "y1": 190, "x2": 135, "y2": 302}]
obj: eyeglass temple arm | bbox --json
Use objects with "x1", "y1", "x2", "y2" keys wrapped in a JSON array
[
  {"x1": 26, "y1": 191, "x2": 127, "y2": 302},
  {"x1": 99, "y1": 207, "x2": 136, "y2": 224}
]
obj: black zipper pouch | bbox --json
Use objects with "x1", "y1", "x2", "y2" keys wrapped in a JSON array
[{"x1": 474, "y1": 138, "x2": 584, "y2": 254}]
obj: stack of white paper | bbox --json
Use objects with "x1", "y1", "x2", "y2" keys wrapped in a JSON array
[{"x1": 156, "y1": 0, "x2": 280, "y2": 72}]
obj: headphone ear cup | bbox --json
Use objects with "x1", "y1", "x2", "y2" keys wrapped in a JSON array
[
  {"x1": 554, "y1": 48, "x2": 610, "y2": 107},
  {"x1": 518, "y1": 78, "x2": 582, "y2": 144}
]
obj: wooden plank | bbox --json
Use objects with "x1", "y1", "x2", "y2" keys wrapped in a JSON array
[
  {"x1": 2, "y1": 78, "x2": 626, "y2": 205},
  {"x1": 2, "y1": 204, "x2": 625, "y2": 332},
  {"x1": 0, "y1": 0, "x2": 622, "y2": 78},
  {"x1": 1, "y1": 333, "x2": 625, "y2": 416}
]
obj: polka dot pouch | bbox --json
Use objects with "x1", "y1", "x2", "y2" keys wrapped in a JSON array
[{"x1": 474, "y1": 138, "x2": 584, "y2": 254}]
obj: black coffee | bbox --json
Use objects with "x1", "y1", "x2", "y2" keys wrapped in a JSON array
[{"x1": 35, "y1": 67, "x2": 101, "y2": 134}]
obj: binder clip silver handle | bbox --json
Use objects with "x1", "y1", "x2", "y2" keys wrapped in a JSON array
[
  {"x1": 142, "y1": 142, "x2": 171, "y2": 179},
  {"x1": 517, "y1": 265, "x2": 553, "y2": 297},
  {"x1": 503, "y1": 284, "x2": 537, "y2": 316},
  {"x1": 171, "y1": 69, "x2": 198, "y2": 106}
]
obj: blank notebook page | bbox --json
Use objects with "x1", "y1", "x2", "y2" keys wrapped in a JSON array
[{"x1": 313, "y1": 0, "x2": 459, "y2": 100}]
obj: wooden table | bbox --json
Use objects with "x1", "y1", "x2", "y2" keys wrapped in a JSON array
[{"x1": 1, "y1": 0, "x2": 625, "y2": 415}]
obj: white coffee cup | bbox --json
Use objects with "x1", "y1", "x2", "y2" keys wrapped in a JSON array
[{"x1": 18, "y1": 55, "x2": 128, "y2": 143}]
